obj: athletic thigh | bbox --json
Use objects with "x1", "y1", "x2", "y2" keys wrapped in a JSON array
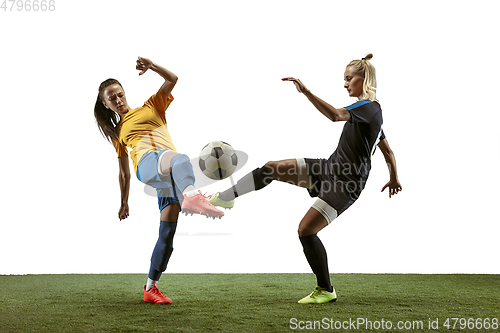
[
  {"x1": 298, "y1": 207, "x2": 329, "y2": 237},
  {"x1": 265, "y1": 159, "x2": 304, "y2": 186},
  {"x1": 160, "y1": 202, "x2": 181, "y2": 221}
]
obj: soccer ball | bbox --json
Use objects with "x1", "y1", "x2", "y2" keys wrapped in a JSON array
[{"x1": 199, "y1": 141, "x2": 238, "y2": 180}]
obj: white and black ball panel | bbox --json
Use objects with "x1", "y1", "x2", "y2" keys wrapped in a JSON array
[
  {"x1": 212, "y1": 146, "x2": 224, "y2": 159},
  {"x1": 198, "y1": 141, "x2": 238, "y2": 180}
]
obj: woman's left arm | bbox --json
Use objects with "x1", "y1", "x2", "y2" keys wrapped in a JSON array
[
  {"x1": 136, "y1": 57, "x2": 178, "y2": 96},
  {"x1": 378, "y1": 138, "x2": 402, "y2": 198}
]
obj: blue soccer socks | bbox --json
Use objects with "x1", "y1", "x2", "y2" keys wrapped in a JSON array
[{"x1": 149, "y1": 220, "x2": 177, "y2": 281}]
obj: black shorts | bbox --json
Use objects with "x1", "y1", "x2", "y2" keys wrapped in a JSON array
[{"x1": 304, "y1": 158, "x2": 363, "y2": 216}]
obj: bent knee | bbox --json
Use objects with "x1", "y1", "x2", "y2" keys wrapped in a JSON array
[
  {"x1": 264, "y1": 161, "x2": 278, "y2": 171},
  {"x1": 171, "y1": 153, "x2": 189, "y2": 165},
  {"x1": 298, "y1": 225, "x2": 318, "y2": 237},
  {"x1": 260, "y1": 161, "x2": 277, "y2": 179},
  {"x1": 158, "y1": 151, "x2": 180, "y2": 176}
]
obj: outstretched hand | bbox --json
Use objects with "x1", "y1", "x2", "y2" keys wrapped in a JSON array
[
  {"x1": 136, "y1": 56, "x2": 153, "y2": 75},
  {"x1": 282, "y1": 77, "x2": 309, "y2": 94},
  {"x1": 381, "y1": 179, "x2": 402, "y2": 198}
]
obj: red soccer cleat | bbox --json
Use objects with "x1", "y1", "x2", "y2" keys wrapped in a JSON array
[
  {"x1": 143, "y1": 285, "x2": 172, "y2": 304},
  {"x1": 181, "y1": 191, "x2": 224, "y2": 219}
]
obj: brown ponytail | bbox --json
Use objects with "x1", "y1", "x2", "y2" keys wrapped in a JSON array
[{"x1": 94, "y1": 78, "x2": 123, "y2": 144}]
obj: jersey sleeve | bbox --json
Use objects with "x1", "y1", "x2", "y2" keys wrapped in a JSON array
[
  {"x1": 380, "y1": 129, "x2": 386, "y2": 141},
  {"x1": 112, "y1": 139, "x2": 128, "y2": 158},
  {"x1": 144, "y1": 89, "x2": 174, "y2": 121},
  {"x1": 345, "y1": 101, "x2": 378, "y2": 124}
]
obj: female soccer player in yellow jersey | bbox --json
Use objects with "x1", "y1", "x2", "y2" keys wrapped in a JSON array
[
  {"x1": 209, "y1": 54, "x2": 402, "y2": 304},
  {"x1": 94, "y1": 57, "x2": 223, "y2": 304}
]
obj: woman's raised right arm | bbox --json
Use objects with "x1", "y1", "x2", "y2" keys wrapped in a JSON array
[
  {"x1": 282, "y1": 77, "x2": 351, "y2": 122},
  {"x1": 118, "y1": 155, "x2": 131, "y2": 220}
]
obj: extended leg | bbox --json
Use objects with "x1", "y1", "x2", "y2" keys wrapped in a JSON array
[{"x1": 217, "y1": 159, "x2": 303, "y2": 202}]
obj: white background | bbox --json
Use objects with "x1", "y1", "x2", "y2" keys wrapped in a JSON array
[{"x1": 1, "y1": 0, "x2": 499, "y2": 275}]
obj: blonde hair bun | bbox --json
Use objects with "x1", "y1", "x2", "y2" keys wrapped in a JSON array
[{"x1": 363, "y1": 53, "x2": 373, "y2": 61}]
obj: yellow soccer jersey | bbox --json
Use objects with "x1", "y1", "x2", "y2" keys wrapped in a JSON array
[{"x1": 113, "y1": 89, "x2": 177, "y2": 175}]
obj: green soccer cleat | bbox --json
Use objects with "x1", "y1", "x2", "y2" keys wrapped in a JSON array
[
  {"x1": 297, "y1": 286, "x2": 337, "y2": 304},
  {"x1": 208, "y1": 192, "x2": 235, "y2": 210}
]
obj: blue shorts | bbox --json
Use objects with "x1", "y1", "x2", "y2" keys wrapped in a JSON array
[
  {"x1": 137, "y1": 149, "x2": 180, "y2": 211},
  {"x1": 304, "y1": 158, "x2": 363, "y2": 216}
]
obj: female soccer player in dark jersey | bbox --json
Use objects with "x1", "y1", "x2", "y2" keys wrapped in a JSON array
[
  {"x1": 94, "y1": 57, "x2": 223, "y2": 304},
  {"x1": 209, "y1": 53, "x2": 402, "y2": 304}
]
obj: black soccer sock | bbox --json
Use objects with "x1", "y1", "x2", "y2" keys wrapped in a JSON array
[
  {"x1": 218, "y1": 165, "x2": 274, "y2": 201},
  {"x1": 299, "y1": 234, "x2": 333, "y2": 292}
]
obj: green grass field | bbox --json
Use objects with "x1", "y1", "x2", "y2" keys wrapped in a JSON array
[{"x1": 1, "y1": 274, "x2": 499, "y2": 332}]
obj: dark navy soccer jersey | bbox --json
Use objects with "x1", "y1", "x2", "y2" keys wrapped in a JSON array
[{"x1": 327, "y1": 100, "x2": 384, "y2": 185}]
